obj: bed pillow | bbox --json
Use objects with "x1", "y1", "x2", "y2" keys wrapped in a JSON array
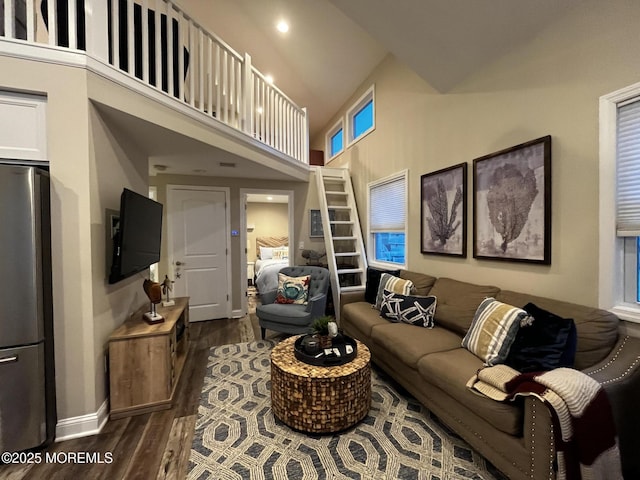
[
  {"x1": 504, "y1": 302, "x2": 577, "y2": 373},
  {"x1": 272, "y1": 246, "x2": 289, "y2": 260},
  {"x1": 374, "y1": 273, "x2": 414, "y2": 310},
  {"x1": 275, "y1": 273, "x2": 310, "y2": 304},
  {"x1": 364, "y1": 267, "x2": 400, "y2": 304},
  {"x1": 379, "y1": 289, "x2": 437, "y2": 328},
  {"x1": 259, "y1": 246, "x2": 274, "y2": 260},
  {"x1": 462, "y1": 297, "x2": 528, "y2": 366}
]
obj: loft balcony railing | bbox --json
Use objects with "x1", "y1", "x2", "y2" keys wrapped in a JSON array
[{"x1": 0, "y1": 0, "x2": 309, "y2": 164}]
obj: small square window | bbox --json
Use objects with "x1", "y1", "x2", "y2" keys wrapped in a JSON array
[
  {"x1": 353, "y1": 100, "x2": 373, "y2": 139},
  {"x1": 347, "y1": 85, "x2": 375, "y2": 146},
  {"x1": 325, "y1": 119, "x2": 344, "y2": 160},
  {"x1": 330, "y1": 129, "x2": 343, "y2": 157}
]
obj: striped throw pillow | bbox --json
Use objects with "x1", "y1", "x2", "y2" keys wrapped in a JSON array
[
  {"x1": 462, "y1": 297, "x2": 528, "y2": 366},
  {"x1": 374, "y1": 273, "x2": 414, "y2": 310}
]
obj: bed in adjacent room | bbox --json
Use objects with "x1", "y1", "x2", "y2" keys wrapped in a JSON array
[{"x1": 254, "y1": 236, "x2": 290, "y2": 294}]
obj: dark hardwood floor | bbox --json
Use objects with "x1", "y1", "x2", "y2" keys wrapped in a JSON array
[{"x1": 0, "y1": 298, "x2": 265, "y2": 480}]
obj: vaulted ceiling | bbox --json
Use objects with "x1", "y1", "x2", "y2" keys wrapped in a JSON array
[{"x1": 146, "y1": 0, "x2": 582, "y2": 177}]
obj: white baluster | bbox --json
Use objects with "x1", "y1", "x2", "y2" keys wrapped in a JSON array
[
  {"x1": 47, "y1": 0, "x2": 57, "y2": 45},
  {"x1": 126, "y1": 0, "x2": 134, "y2": 74},
  {"x1": 207, "y1": 36, "x2": 213, "y2": 116},
  {"x1": 26, "y1": 0, "x2": 35, "y2": 42},
  {"x1": 154, "y1": 0, "x2": 161, "y2": 89},
  {"x1": 141, "y1": 0, "x2": 149, "y2": 82}
]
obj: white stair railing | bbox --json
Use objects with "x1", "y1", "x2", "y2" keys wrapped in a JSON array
[
  {"x1": 0, "y1": 0, "x2": 309, "y2": 164},
  {"x1": 315, "y1": 167, "x2": 368, "y2": 324}
]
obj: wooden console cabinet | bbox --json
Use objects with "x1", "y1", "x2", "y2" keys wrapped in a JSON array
[{"x1": 108, "y1": 297, "x2": 189, "y2": 419}]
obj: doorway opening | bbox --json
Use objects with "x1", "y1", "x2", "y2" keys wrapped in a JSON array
[{"x1": 240, "y1": 189, "x2": 294, "y2": 316}]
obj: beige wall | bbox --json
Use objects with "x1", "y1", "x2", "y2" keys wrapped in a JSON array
[
  {"x1": 88, "y1": 101, "x2": 150, "y2": 414},
  {"x1": 247, "y1": 202, "x2": 289, "y2": 262},
  {"x1": 312, "y1": 0, "x2": 640, "y2": 310},
  {"x1": 0, "y1": 56, "x2": 137, "y2": 423}
]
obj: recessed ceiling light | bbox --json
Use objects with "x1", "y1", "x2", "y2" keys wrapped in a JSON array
[
  {"x1": 276, "y1": 20, "x2": 289, "y2": 33},
  {"x1": 265, "y1": 74, "x2": 274, "y2": 85}
]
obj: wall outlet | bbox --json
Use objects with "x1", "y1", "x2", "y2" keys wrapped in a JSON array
[{"x1": 299, "y1": 241, "x2": 304, "y2": 249}]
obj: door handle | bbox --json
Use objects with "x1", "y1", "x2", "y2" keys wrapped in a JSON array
[
  {"x1": 0, "y1": 355, "x2": 18, "y2": 364},
  {"x1": 175, "y1": 261, "x2": 185, "y2": 266}
]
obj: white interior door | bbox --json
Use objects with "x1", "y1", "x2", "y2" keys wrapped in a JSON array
[{"x1": 169, "y1": 187, "x2": 230, "y2": 321}]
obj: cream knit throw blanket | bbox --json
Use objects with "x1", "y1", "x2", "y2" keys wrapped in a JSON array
[{"x1": 467, "y1": 365, "x2": 622, "y2": 480}]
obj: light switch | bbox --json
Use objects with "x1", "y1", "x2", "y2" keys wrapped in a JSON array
[{"x1": 299, "y1": 241, "x2": 304, "y2": 249}]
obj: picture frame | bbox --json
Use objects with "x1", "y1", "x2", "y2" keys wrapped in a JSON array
[
  {"x1": 421, "y1": 163, "x2": 468, "y2": 257},
  {"x1": 473, "y1": 135, "x2": 551, "y2": 264},
  {"x1": 309, "y1": 209, "x2": 335, "y2": 237}
]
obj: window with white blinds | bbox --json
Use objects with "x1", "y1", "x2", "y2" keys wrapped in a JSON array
[
  {"x1": 368, "y1": 171, "x2": 407, "y2": 266},
  {"x1": 370, "y1": 174, "x2": 406, "y2": 232},
  {"x1": 617, "y1": 98, "x2": 640, "y2": 236}
]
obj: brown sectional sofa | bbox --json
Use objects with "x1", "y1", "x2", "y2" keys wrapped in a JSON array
[{"x1": 340, "y1": 270, "x2": 640, "y2": 480}]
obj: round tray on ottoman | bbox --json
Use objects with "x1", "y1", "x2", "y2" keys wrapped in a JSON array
[{"x1": 293, "y1": 334, "x2": 357, "y2": 366}]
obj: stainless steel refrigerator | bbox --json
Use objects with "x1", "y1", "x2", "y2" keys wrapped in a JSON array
[{"x1": 0, "y1": 163, "x2": 56, "y2": 453}]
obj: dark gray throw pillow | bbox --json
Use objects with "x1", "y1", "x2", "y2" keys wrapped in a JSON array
[
  {"x1": 379, "y1": 289, "x2": 437, "y2": 328},
  {"x1": 505, "y1": 302, "x2": 577, "y2": 373},
  {"x1": 364, "y1": 267, "x2": 400, "y2": 304}
]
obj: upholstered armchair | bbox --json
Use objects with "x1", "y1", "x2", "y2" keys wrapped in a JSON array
[{"x1": 257, "y1": 266, "x2": 330, "y2": 339}]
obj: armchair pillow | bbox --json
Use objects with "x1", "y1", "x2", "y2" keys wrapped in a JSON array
[
  {"x1": 379, "y1": 289, "x2": 437, "y2": 328},
  {"x1": 374, "y1": 273, "x2": 414, "y2": 310},
  {"x1": 275, "y1": 273, "x2": 310, "y2": 304},
  {"x1": 462, "y1": 297, "x2": 529, "y2": 366}
]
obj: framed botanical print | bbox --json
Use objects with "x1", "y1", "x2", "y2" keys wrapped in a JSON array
[
  {"x1": 473, "y1": 135, "x2": 551, "y2": 264},
  {"x1": 421, "y1": 163, "x2": 467, "y2": 257}
]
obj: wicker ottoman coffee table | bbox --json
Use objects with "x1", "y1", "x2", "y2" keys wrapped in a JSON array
[{"x1": 270, "y1": 335, "x2": 371, "y2": 433}]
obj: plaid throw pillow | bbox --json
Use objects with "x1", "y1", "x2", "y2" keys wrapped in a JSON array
[
  {"x1": 380, "y1": 289, "x2": 437, "y2": 328},
  {"x1": 462, "y1": 297, "x2": 528, "y2": 366}
]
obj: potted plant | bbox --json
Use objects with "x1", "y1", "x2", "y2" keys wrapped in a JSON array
[{"x1": 311, "y1": 315, "x2": 336, "y2": 348}]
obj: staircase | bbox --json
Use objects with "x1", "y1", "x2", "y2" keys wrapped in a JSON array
[{"x1": 315, "y1": 167, "x2": 367, "y2": 323}]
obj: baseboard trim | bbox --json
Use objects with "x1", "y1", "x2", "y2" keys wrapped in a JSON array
[
  {"x1": 232, "y1": 309, "x2": 244, "y2": 318},
  {"x1": 55, "y1": 398, "x2": 109, "y2": 442}
]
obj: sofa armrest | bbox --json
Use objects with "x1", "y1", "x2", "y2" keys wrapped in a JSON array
[
  {"x1": 583, "y1": 335, "x2": 640, "y2": 478},
  {"x1": 340, "y1": 290, "x2": 366, "y2": 310}
]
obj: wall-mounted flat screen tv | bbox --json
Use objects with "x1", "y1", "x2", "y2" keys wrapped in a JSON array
[{"x1": 109, "y1": 188, "x2": 163, "y2": 284}]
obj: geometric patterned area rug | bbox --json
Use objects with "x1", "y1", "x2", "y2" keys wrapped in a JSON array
[{"x1": 188, "y1": 340, "x2": 506, "y2": 480}]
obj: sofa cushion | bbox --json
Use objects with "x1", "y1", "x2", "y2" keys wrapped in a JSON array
[
  {"x1": 429, "y1": 278, "x2": 500, "y2": 335},
  {"x1": 399, "y1": 270, "x2": 437, "y2": 296},
  {"x1": 375, "y1": 273, "x2": 414, "y2": 310},
  {"x1": 342, "y1": 301, "x2": 389, "y2": 340},
  {"x1": 365, "y1": 267, "x2": 400, "y2": 304},
  {"x1": 380, "y1": 290, "x2": 437, "y2": 328},
  {"x1": 417, "y1": 349, "x2": 523, "y2": 436},
  {"x1": 505, "y1": 302, "x2": 577, "y2": 373},
  {"x1": 371, "y1": 323, "x2": 462, "y2": 368},
  {"x1": 462, "y1": 298, "x2": 527, "y2": 366},
  {"x1": 495, "y1": 290, "x2": 619, "y2": 370}
]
